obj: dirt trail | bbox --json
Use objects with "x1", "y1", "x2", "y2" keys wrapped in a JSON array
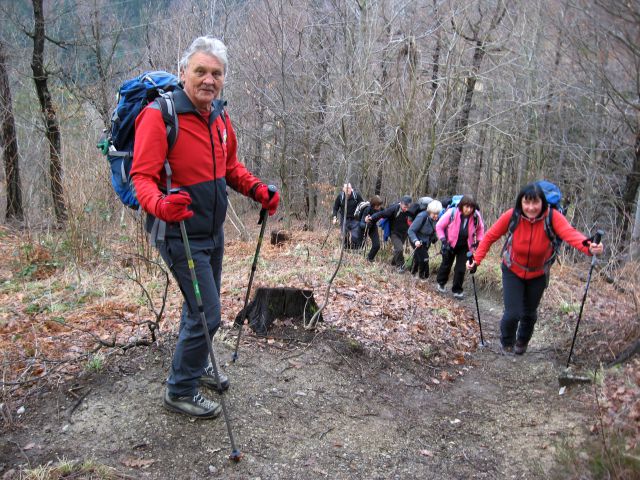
[{"x1": 1, "y1": 292, "x2": 595, "y2": 479}]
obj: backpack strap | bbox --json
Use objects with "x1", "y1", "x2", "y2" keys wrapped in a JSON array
[
  {"x1": 394, "y1": 203, "x2": 402, "y2": 218},
  {"x1": 501, "y1": 210, "x2": 521, "y2": 269},
  {"x1": 471, "y1": 210, "x2": 479, "y2": 248},
  {"x1": 414, "y1": 211, "x2": 427, "y2": 235},
  {"x1": 501, "y1": 209, "x2": 558, "y2": 274},
  {"x1": 150, "y1": 93, "x2": 179, "y2": 247},
  {"x1": 543, "y1": 208, "x2": 561, "y2": 266},
  {"x1": 157, "y1": 92, "x2": 179, "y2": 150}
]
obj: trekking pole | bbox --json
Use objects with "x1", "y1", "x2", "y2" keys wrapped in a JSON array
[
  {"x1": 565, "y1": 230, "x2": 604, "y2": 368},
  {"x1": 232, "y1": 185, "x2": 277, "y2": 362},
  {"x1": 178, "y1": 220, "x2": 242, "y2": 462},
  {"x1": 466, "y1": 252, "x2": 485, "y2": 346},
  {"x1": 361, "y1": 224, "x2": 370, "y2": 258}
]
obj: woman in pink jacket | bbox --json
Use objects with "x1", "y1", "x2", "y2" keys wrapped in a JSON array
[{"x1": 436, "y1": 196, "x2": 485, "y2": 299}]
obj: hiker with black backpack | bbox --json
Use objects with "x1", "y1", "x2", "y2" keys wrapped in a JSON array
[
  {"x1": 466, "y1": 182, "x2": 603, "y2": 355},
  {"x1": 436, "y1": 195, "x2": 485, "y2": 299},
  {"x1": 408, "y1": 199, "x2": 442, "y2": 279},
  {"x1": 366, "y1": 195, "x2": 413, "y2": 272},
  {"x1": 332, "y1": 183, "x2": 365, "y2": 249},
  {"x1": 130, "y1": 36, "x2": 280, "y2": 419},
  {"x1": 357, "y1": 195, "x2": 384, "y2": 262}
]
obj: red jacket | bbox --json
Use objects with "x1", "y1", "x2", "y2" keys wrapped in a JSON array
[
  {"x1": 131, "y1": 89, "x2": 260, "y2": 239},
  {"x1": 474, "y1": 208, "x2": 591, "y2": 279}
]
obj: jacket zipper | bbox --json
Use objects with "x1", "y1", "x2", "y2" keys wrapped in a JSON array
[
  {"x1": 205, "y1": 116, "x2": 217, "y2": 238},
  {"x1": 524, "y1": 221, "x2": 534, "y2": 279}
]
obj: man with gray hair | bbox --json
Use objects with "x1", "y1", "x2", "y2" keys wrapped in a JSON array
[{"x1": 131, "y1": 36, "x2": 279, "y2": 418}]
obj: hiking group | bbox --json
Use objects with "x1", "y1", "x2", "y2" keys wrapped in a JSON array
[
  {"x1": 104, "y1": 35, "x2": 604, "y2": 423},
  {"x1": 333, "y1": 183, "x2": 485, "y2": 300}
]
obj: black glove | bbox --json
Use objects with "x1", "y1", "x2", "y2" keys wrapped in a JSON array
[
  {"x1": 466, "y1": 251, "x2": 477, "y2": 274},
  {"x1": 440, "y1": 240, "x2": 450, "y2": 255}
]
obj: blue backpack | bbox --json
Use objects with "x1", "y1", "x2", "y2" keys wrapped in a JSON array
[
  {"x1": 98, "y1": 71, "x2": 180, "y2": 209},
  {"x1": 537, "y1": 180, "x2": 565, "y2": 214},
  {"x1": 378, "y1": 218, "x2": 391, "y2": 241},
  {"x1": 438, "y1": 194, "x2": 464, "y2": 220}
]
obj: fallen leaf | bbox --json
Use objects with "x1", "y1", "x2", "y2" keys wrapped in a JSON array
[
  {"x1": 23, "y1": 442, "x2": 36, "y2": 450},
  {"x1": 440, "y1": 371, "x2": 453, "y2": 382},
  {"x1": 419, "y1": 449, "x2": 434, "y2": 457}
]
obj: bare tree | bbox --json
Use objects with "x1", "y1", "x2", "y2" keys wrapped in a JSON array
[
  {"x1": 0, "y1": 40, "x2": 23, "y2": 222},
  {"x1": 30, "y1": 0, "x2": 66, "y2": 223},
  {"x1": 564, "y1": 0, "x2": 640, "y2": 254},
  {"x1": 443, "y1": 0, "x2": 510, "y2": 195}
]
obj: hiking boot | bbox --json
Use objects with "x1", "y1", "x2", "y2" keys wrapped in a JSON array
[
  {"x1": 453, "y1": 292, "x2": 464, "y2": 299},
  {"x1": 499, "y1": 343, "x2": 514, "y2": 355},
  {"x1": 199, "y1": 363, "x2": 230, "y2": 393},
  {"x1": 514, "y1": 340, "x2": 528, "y2": 355},
  {"x1": 437, "y1": 284, "x2": 446, "y2": 293},
  {"x1": 163, "y1": 390, "x2": 221, "y2": 418}
]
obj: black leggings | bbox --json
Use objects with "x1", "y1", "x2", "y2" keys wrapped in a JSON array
[
  {"x1": 436, "y1": 246, "x2": 468, "y2": 293},
  {"x1": 500, "y1": 264, "x2": 547, "y2": 347},
  {"x1": 411, "y1": 245, "x2": 430, "y2": 278},
  {"x1": 363, "y1": 226, "x2": 380, "y2": 261}
]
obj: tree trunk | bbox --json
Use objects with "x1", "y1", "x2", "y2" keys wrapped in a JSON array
[
  {"x1": 619, "y1": 129, "x2": 640, "y2": 248},
  {"x1": 31, "y1": 0, "x2": 67, "y2": 224},
  {"x1": 0, "y1": 40, "x2": 23, "y2": 222},
  {"x1": 445, "y1": 42, "x2": 486, "y2": 194}
]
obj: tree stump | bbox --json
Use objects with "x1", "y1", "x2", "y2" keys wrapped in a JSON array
[
  {"x1": 234, "y1": 287, "x2": 322, "y2": 335},
  {"x1": 270, "y1": 230, "x2": 291, "y2": 246}
]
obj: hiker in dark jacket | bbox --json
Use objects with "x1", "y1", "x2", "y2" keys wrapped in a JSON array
[
  {"x1": 332, "y1": 183, "x2": 364, "y2": 249},
  {"x1": 367, "y1": 195, "x2": 412, "y2": 271},
  {"x1": 408, "y1": 199, "x2": 442, "y2": 279},
  {"x1": 132, "y1": 36, "x2": 279, "y2": 419},
  {"x1": 467, "y1": 182, "x2": 603, "y2": 355},
  {"x1": 358, "y1": 195, "x2": 384, "y2": 262},
  {"x1": 436, "y1": 195, "x2": 484, "y2": 299}
]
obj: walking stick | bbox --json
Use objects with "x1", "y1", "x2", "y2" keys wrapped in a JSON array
[
  {"x1": 232, "y1": 185, "x2": 277, "y2": 362},
  {"x1": 361, "y1": 224, "x2": 370, "y2": 258},
  {"x1": 179, "y1": 221, "x2": 242, "y2": 462},
  {"x1": 564, "y1": 230, "x2": 604, "y2": 368},
  {"x1": 467, "y1": 252, "x2": 485, "y2": 346}
]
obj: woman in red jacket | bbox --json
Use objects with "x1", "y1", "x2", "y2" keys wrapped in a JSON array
[{"x1": 467, "y1": 183, "x2": 603, "y2": 355}]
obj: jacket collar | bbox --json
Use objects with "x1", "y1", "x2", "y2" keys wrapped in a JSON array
[
  {"x1": 520, "y1": 207, "x2": 548, "y2": 224},
  {"x1": 172, "y1": 88, "x2": 226, "y2": 123}
]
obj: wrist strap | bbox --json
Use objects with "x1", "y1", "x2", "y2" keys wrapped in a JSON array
[{"x1": 249, "y1": 182, "x2": 265, "y2": 200}]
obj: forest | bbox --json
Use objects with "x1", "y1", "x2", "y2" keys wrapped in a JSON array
[
  {"x1": 1, "y1": 0, "x2": 638, "y2": 251},
  {"x1": 0, "y1": 1, "x2": 639, "y2": 479}
]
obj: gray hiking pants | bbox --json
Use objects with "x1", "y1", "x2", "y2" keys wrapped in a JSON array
[
  {"x1": 158, "y1": 235, "x2": 223, "y2": 397},
  {"x1": 390, "y1": 233, "x2": 406, "y2": 267}
]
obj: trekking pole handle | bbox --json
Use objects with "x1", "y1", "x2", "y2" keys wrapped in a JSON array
[
  {"x1": 593, "y1": 230, "x2": 603, "y2": 245},
  {"x1": 258, "y1": 185, "x2": 278, "y2": 225},
  {"x1": 466, "y1": 251, "x2": 477, "y2": 274},
  {"x1": 590, "y1": 230, "x2": 604, "y2": 266}
]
